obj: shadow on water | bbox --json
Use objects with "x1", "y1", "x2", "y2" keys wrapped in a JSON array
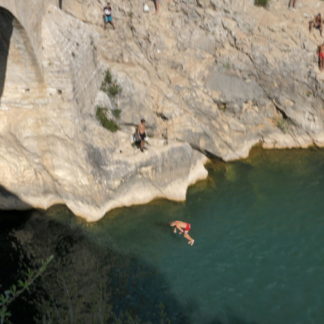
[
  {"x1": 0, "y1": 184, "x2": 261, "y2": 324},
  {"x1": 0, "y1": 187, "x2": 37, "y2": 322},
  {"x1": 0, "y1": 7, "x2": 13, "y2": 98},
  {"x1": 0, "y1": 203, "x2": 191, "y2": 323},
  {"x1": 208, "y1": 309, "x2": 258, "y2": 324}
]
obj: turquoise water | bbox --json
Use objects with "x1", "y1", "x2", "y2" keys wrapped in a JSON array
[
  {"x1": 88, "y1": 148, "x2": 324, "y2": 324},
  {"x1": 1, "y1": 148, "x2": 324, "y2": 323}
]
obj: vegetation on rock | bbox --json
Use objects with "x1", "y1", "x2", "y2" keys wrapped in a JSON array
[
  {"x1": 96, "y1": 106, "x2": 119, "y2": 132},
  {"x1": 100, "y1": 70, "x2": 122, "y2": 98},
  {"x1": 276, "y1": 118, "x2": 290, "y2": 133},
  {"x1": 254, "y1": 0, "x2": 269, "y2": 7},
  {"x1": 112, "y1": 108, "x2": 121, "y2": 119}
]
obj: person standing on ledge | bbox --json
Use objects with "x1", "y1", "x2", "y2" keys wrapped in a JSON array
[
  {"x1": 309, "y1": 13, "x2": 323, "y2": 36},
  {"x1": 170, "y1": 220, "x2": 195, "y2": 246},
  {"x1": 318, "y1": 43, "x2": 324, "y2": 71},
  {"x1": 153, "y1": 0, "x2": 160, "y2": 13},
  {"x1": 136, "y1": 118, "x2": 147, "y2": 152},
  {"x1": 288, "y1": 0, "x2": 296, "y2": 8},
  {"x1": 103, "y1": 3, "x2": 115, "y2": 30}
]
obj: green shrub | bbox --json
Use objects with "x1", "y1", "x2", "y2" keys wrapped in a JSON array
[
  {"x1": 102, "y1": 70, "x2": 112, "y2": 85},
  {"x1": 108, "y1": 83, "x2": 122, "y2": 97},
  {"x1": 218, "y1": 103, "x2": 227, "y2": 111},
  {"x1": 96, "y1": 107, "x2": 119, "y2": 132},
  {"x1": 0, "y1": 256, "x2": 53, "y2": 324},
  {"x1": 254, "y1": 0, "x2": 269, "y2": 7},
  {"x1": 112, "y1": 109, "x2": 121, "y2": 119},
  {"x1": 100, "y1": 70, "x2": 122, "y2": 98},
  {"x1": 276, "y1": 118, "x2": 289, "y2": 133}
]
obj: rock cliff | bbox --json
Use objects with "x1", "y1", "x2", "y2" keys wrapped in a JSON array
[{"x1": 0, "y1": 0, "x2": 323, "y2": 220}]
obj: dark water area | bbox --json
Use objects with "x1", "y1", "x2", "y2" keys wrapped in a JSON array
[{"x1": 1, "y1": 148, "x2": 324, "y2": 323}]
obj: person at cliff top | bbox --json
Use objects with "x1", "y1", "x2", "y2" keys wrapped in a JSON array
[
  {"x1": 135, "y1": 118, "x2": 147, "y2": 152},
  {"x1": 103, "y1": 3, "x2": 115, "y2": 30},
  {"x1": 318, "y1": 43, "x2": 324, "y2": 71},
  {"x1": 288, "y1": 0, "x2": 296, "y2": 8},
  {"x1": 170, "y1": 220, "x2": 195, "y2": 246},
  {"x1": 309, "y1": 13, "x2": 323, "y2": 36}
]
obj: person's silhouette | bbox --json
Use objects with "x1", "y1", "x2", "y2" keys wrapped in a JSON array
[{"x1": 288, "y1": 0, "x2": 296, "y2": 8}]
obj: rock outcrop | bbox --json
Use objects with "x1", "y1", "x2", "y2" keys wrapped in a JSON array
[{"x1": 0, "y1": 0, "x2": 323, "y2": 220}]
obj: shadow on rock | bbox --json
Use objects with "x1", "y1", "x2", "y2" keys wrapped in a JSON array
[
  {"x1": 1, "y1": 205, "x2": 191, "y2": 323},
  {"x1": 0, "y1": 7, "x2": 13, "y2": 97}
]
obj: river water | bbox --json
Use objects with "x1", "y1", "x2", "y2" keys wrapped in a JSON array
[{"x1": 1, "y1": 148, "x2": 324, "y2": 323}]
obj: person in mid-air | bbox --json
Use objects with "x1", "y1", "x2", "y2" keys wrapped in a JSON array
[{"x1": 170, "y1": 220, "x2": 195, "y2": 246}]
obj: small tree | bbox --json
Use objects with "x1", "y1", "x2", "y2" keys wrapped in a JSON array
[{"x1": 0, "y1": 256, "x2": 53, "y2": 324}]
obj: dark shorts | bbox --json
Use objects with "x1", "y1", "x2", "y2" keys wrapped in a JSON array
[
  {"x1": 104, "y1": 15, "x2": 112, "y2": 23},
  {"x1": 140, "y1": 133, "x2": 146, "y2": 140}
]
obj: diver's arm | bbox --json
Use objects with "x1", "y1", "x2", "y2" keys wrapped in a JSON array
[{"x1": 176, "y1": 224, "x2": 184, "y2": 233}]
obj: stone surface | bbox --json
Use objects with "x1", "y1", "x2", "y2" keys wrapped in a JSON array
[{"x1": 0, "y1": 0, "x2": 323, "y2": 220}]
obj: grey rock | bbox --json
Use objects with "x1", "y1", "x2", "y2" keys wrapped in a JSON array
[{"x1": 206, "y1": 69, "x2": 266, "y2": 105}]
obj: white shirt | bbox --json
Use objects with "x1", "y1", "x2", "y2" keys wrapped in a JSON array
[{"x1": 104, "y1": 7, "x2": 111, "y2": 16}]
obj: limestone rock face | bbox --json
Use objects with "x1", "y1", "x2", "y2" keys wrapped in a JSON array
[
  {"x1": 0, "y1": 0, "x2": 323, "y2": 220},
  {"x1": 91, "y1": 0, "x2": 324, "y2": 160}
]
